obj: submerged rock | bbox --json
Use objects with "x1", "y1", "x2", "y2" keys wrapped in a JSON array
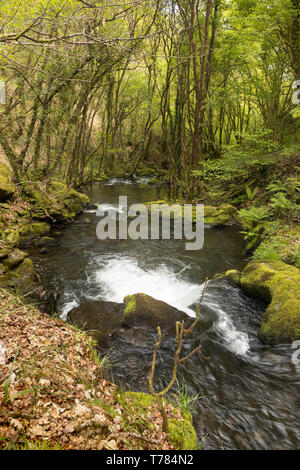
[
  {"x1": 0, "y1": 163, "x2": 15, "y2": 201},
  {"x1": 240, "y1": 260, "x2": 300, "y2": 343}
]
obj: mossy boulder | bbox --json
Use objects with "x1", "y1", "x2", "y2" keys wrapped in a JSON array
[
  {"x1": 1, "y1": 229, "x2": 20, "y2": 247},
  {"x1": 0, "y1": 163, "x2": 15, "y2": 201},
  {"x1": 20, "y1": 221, "x2": 50, "y2": 238},
  {"x1": 31, "y1": 222, "x2": 51, "y2": 236},
  {"x1": 0, "y1": 257, "x2": 34, "y2": 293},
  {"x1": 123, "y1": 293, "x2": 189, "y2": 332},
  {"x1": 141, "y1": 201, "x2": 237, "y2": 225},
  {"x1": 240, "y1": 260, "x2": 300, "y2": 343},
  {"x1": 24, "y1": 181, "x2": 89, "y2": 221},
  {"x1": 203, "y1": 204, "x2": 237, "y2": 225},
  {"x1": 167, "y1": 417, "x2": 197, "y2": 450},
  {"x1": 224, "y1": 269, "x2": 241, "y2": 286},
  {"x1": 63, "y1": 188, "x2": 89, "y2": 214},
  {"x1": 0, "y1": 245, "x2": 11, "y2": 259},
  {"x1": 2, "y1": 249, "x2": 27, "y2": 271}
]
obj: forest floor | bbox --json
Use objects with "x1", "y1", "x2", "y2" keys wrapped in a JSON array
[{"x1": 0, "y1": 289, "x2": 194, "y2": 450}]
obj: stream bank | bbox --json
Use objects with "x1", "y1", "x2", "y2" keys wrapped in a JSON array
[
  {"x1": 24, "y1": 179, "x2": 299, "y2": 450},
  {"x1": 0, "y1": 167, "x2": 299, "y2": 450}
]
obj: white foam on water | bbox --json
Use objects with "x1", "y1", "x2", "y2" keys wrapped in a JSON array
[
  {"x1": 208, "y1": 300, "x2": 250, "y2": 356},
  {"x1": 91, "y1": 257, "x2": 250, "y2": 356},
  {"x1": 93, "y1": 257, "x2": 201, "y2": 316},
  {"x1": 84, "y1": 203, "x2": 125, "y2": 214},
  {"x1": 105, "y1": 178, "x2": 133, "y2": 186},
  {"x1": 61, "y1": 298, "x2": 79, "y2": 320},
  {"x1": 97, "y1": 203, "x2": 125, "y2": 214}
]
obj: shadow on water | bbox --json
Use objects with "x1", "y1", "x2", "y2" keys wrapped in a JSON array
[{"x1": 28, "y1": 179, "x2": 300, "y2": 450}]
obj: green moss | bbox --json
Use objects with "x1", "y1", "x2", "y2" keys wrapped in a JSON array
[
  {"x1": 24, "y1": 181, "x2": 89, "y2": 221},
  {"x1": 148, "y1": 177, "x2": 161, "y2": 185},
  {"x1": 2, "y1": 249, "x2": 27, "y2": 271},
  {"x1": 203, "y1": 204, "x2": 237, "y2": 225},
  {"x1": 240, "y1": 260, "x2": 300, "y2": 343},
  {"x1": 224, "y1": 269, "x2": 241, "y2": 286},
  {"x1": 253, "y1": 224, "x2": 300, "y2": 268},
  {"x1": 0, "y1": 162, "x2": 15, "y2": 200},
  {"x1": 15, "y1": 440, "x2": 62, "y2": 450},
  {"x1": 0, "y1": 247, "x2": 11, "y2": 259},
  {"x1": 121, "y1": 392, "x2": 197, "y2": 450},
  {"x1": 31, "y1": 222, "x2": 51, "y2": 236},
  {"x1": 2, "y1": 229, "x2": 20, "y2": 247},
  {"x1": 167, "y1": 418, "x2": 197, "y2": 450},
  {"x1": 140, "y1": 201, "x2": 237, "y2": 226},
  {"x1": 123, "y1": 294, "x2": 136, "y2": 316}
]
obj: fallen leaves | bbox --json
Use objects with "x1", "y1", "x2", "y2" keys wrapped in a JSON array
[{"x1": 0, "y1": 289, "x2": 181, "y2": 450}]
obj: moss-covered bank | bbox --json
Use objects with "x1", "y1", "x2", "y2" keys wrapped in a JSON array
[
  {"x1": 226, "y1": 260, "x2": 300, "y2": 343},
  {"x1": 0, "y1": 171, "x2": 89, "y2": 296}
]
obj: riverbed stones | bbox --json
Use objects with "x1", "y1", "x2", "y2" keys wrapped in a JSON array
[{"x1": 240, "y1": 260, "x2": 300, "y2": 343}]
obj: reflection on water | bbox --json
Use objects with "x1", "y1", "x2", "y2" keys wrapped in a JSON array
[{"x1": 28, "y1": 180, "x2": 300, "y2": 450}]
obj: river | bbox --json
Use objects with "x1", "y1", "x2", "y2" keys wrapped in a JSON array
[{"x1": 28, "y1": 179, "x2": 300, "y2": 450}]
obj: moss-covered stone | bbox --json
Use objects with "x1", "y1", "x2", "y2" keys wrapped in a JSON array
[
  {"x1": 20, "y1": 221, "x2": 50, "y2": 237},
  {"x1": 0, "y1": 246, "x2": 11, "y2": 259},
  {"x1": 240, "y1": 260, "x2": 300, "y2": 343},
  {"x1": 203, "y1": 204, "x2": 237, "y2": 225},
  {"x1": 0, "y1": 162, "x2": 15, "y2": 201},
  {"x1": 0, "y1": 257, "x2": 34, "y2": 293},
  {"x1": 24, "y1": 181, "x2": 89, "y2": 221},
  {"x1": 167, "y1": 417, "x2": 197, "y2": 450},
  {"x1": 224, "y1": 269, "x2": 241, "y2": 286},
  {"x1": 122, "y1": 392, "x2": 197, "y2": 450},
  {"x1": 31, "y1": 222, "x2": 51, "y2": 236},
  {"x1": 124, "y1": 294, "x2": 136, "y2": 316},
  {"x1": 2, "y1": 229, "x2": 20, "y2": 247},
  {"x1": 140, "y1": 200, "x2": 237, "y2": 226},
  {"x1": 2, "y1": 249, "x2": 27, "y2": 271},
  {"x1": 123, "y1": 293, "x2": 188, "y2": 332}
]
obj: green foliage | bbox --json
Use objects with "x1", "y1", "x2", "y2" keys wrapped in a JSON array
[
  {"x1": 15, "y1": 440, "x2": 62, "y2": 450},
  {"x1": 245, "y1": 185, "x2": 259, "y2": 201},
  {"x1": 173, "y1": 380, "x2": 202, "y2": 415},
  {"x1": 238, "y1": 206, "x2": 269, "y2": 250}
]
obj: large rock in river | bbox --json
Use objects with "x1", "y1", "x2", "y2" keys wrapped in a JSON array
[
  {"x1": 68, "y1": 294, "x2": 192, "y2": 347},
  {"x1": 123, "y1": 293, "x2": 190, "y2": 332},
  {"x1": 68, "y1": 300, "x2": 125, "y2": 347},
  {"x1": 240, "y1": 260, "x2": 300, "y2": 343}
]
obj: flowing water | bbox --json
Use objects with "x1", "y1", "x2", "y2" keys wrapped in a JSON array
[{"x1": 28, "y1": 179, "x2": 300, "y2": 450}]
